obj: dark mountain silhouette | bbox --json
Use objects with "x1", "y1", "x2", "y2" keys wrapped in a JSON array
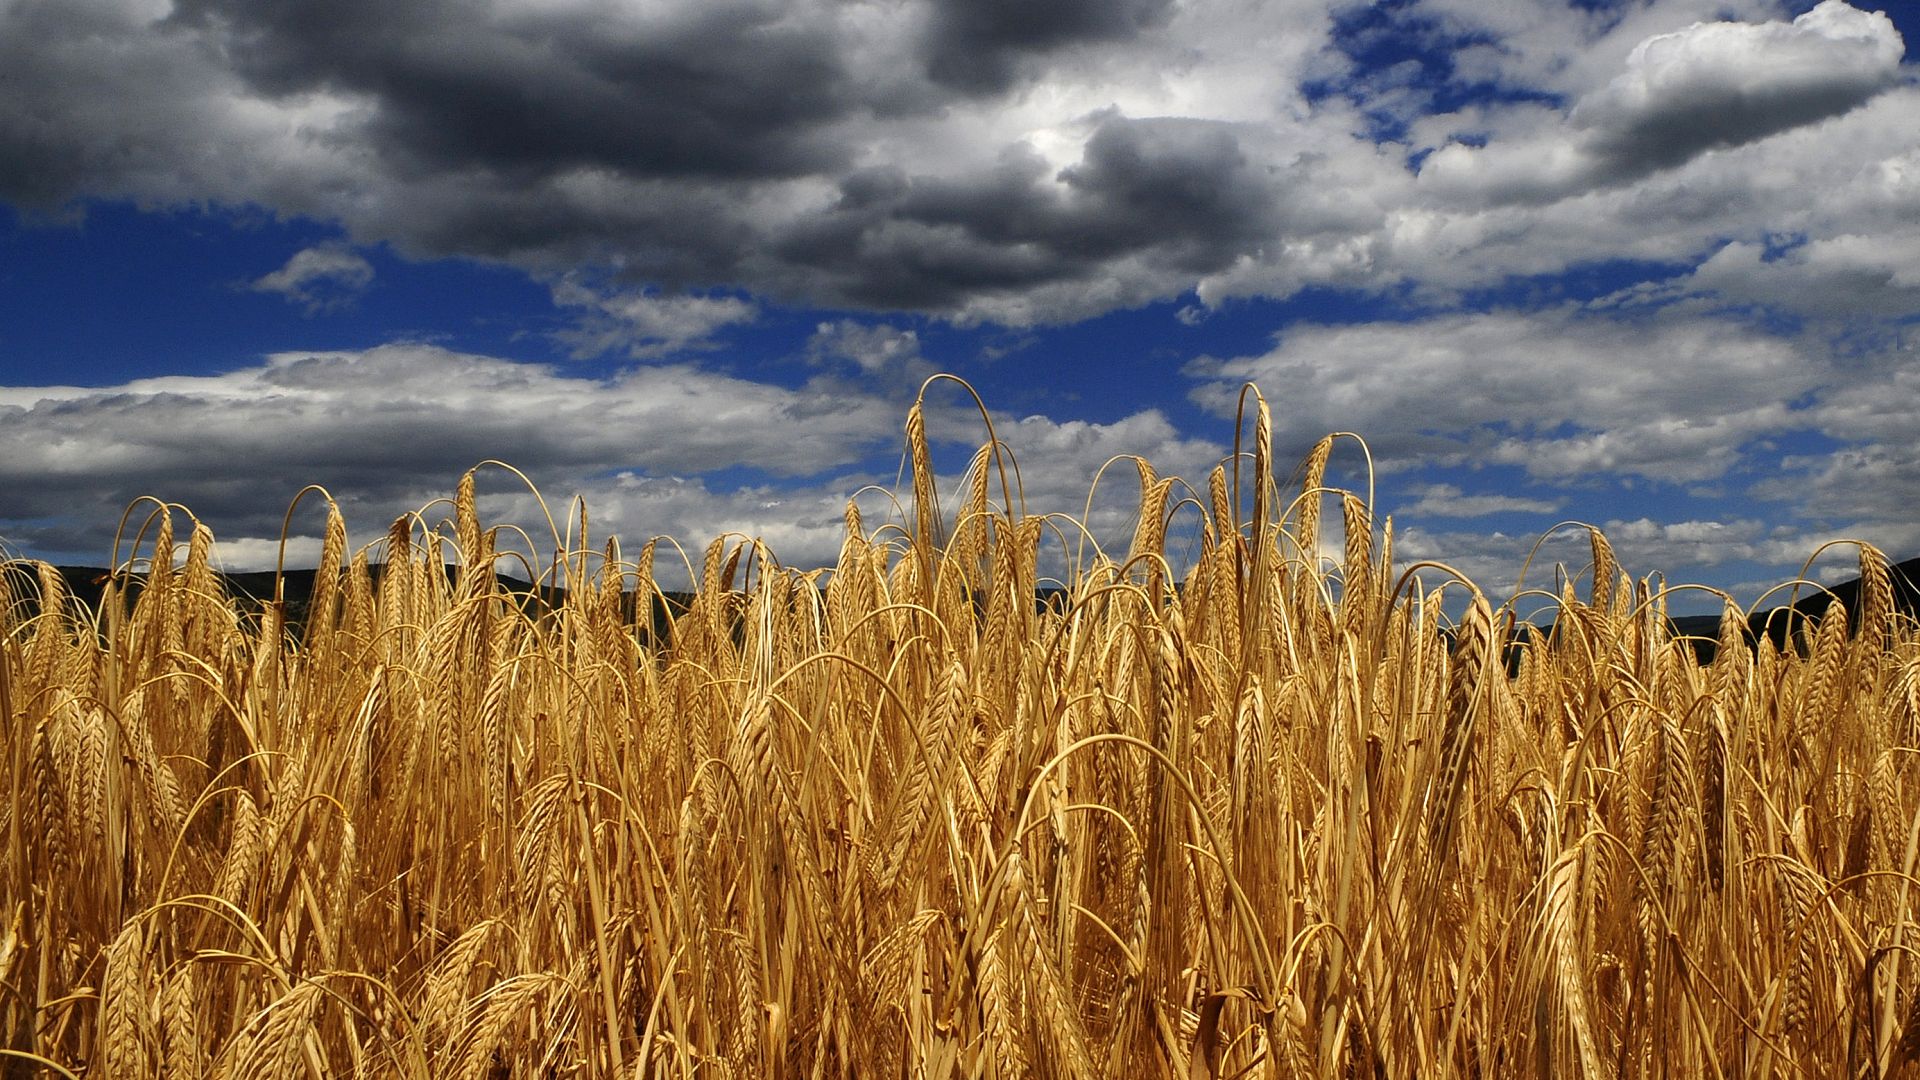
[
  {"x1": 10, "y1": 556, "x2": 1918, "y2": 664},
  {"x1": 1665, "y1": 556, "x2": 1920, "y2": 661},
  {"x1": 4, "y1": 563, "x2": 694, "y2": 644}
]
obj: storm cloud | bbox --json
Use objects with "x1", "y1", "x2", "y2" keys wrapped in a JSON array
[{"x1": 2, "y1": 0, "x2": 1910, "y2": 322}]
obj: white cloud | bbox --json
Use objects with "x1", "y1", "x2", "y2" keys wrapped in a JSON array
[
  {"x1": 1185, "y1": 308, "x2": 1813, "y2": 483},
  {"x1": 1412, "y1": 0, "x2": 1783, "y2": 99},
  {"x1": 807, "y1": 319, "x2": 924, "y2": 374},
  {"x1": 1399, "y1": 483, "x2": 1561, "y2": 518},
  {"x1": 876, "y1": 404, "x2": 1232, "y2": 579},
  {"x1": 0, "y1": 344, "x2": 897, "y2": 559},
  {"x1": 1390, "y1": 514, "x2": 1832, "y2": 610},
  {"x1": 250, "y1": 244, "x2": 375, "y2": 314},
  {"x1": 1805, "y1": 341, "x2": 1920, "y2": 445},
  {"x1": 993, "y1": 409, "x2": 1226, "y2": 508},
  {"x1": 1688, "y1": 232, "x2": 1920, "y2": 316},
  {"x1": 0, "y1": 343, "x2": 1233, "y2": 575},
  {"x1": 1757, "y1": 443, "x2": 1920, "y2": 542},
  {"x1": 1418, "y1": 1, "x2": 1906, "y2": 204},
  {"x1": 204, "y1": 535, "x2": 326, "y2": 573},
  {"x1": 1191, "y1": 67, "x2": 1920, "y2": 317},
  {"x1": 549, "y1": 278, "x2": 758, "y2": 359}
]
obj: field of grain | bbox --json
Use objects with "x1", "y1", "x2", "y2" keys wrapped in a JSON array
[{"x1": 3, "y1": 387, "x2": 1918, "y2": 1078}]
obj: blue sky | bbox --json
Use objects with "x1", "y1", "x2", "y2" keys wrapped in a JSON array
[{"x1": 1, "y1": 0, "x2": 1916, "y2": 608}]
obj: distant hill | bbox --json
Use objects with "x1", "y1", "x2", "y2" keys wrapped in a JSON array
[
  {"x1": 3, "y1": 563, "x2": 696, "y2": 644},
  {"x1": 9, "y1": 556, "x2": 1918, "y2": 664},
  {"x1": 1664, "y1": 556, "x2": 1920, "y2": 660}
]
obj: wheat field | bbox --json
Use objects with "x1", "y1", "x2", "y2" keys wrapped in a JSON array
[{"x1": 3, "y1": 384, "x2": 1918, "y2": 1078}]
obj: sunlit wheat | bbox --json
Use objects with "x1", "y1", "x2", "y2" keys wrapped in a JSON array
[{"x1": 1, "y1": 380, "x2": 1916, "y2": 1077}]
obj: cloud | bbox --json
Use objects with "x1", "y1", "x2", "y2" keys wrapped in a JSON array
[
  {"x1": 549, "y1": 278, "x2": 758, "y2": 359},
  {"x1": 993, "y1": 408, "x2": 1225, "y2": 506},
  {"x1": 0, "y1": 344, "x2": 898, "y2": 561},
  {"x1": 1408, "y1": 0, "x2": 1781, "y2": 100},
  {"x1": 897, "y1": 402, "x2": 1230, "y2": 573},
  {"x1": 1752, "y1": 442, "x2": 1920, "y2": 565},
  {"x1": 771, "y1": 110, "x2": 1344, "y2": 322},
  {"x1": 166, "y1": 0, "x2": 870, "y2": 182},
  {"x1": 1418, "y1": 2, "x2": 1905, "y2": 204},
  {"x1": 250, "y1": 244, "x2": 376, "y2": 313},
  {"x1": 1388, "y1": 514, "x2": 1833, "y2": 610},
  {"x1": 1686, "y1": 233, "x2": 1920, "y2": 317},
  {"x1": 1734, "y1": 349, "x2": 1920, "y2": 559},
  {"x1": 0, "y1": 0, "x2": 365, "y2": 210},
  {"x1": 1398, "y1": 483, "x2": 1561, "y2": 518},
  {"x1": 921, "y1": 0, "x2": 1176, "y2": 94},
  {"x1": 1575, "y1": 3, "x2": 1903, "y2": 171},
  {"x1": 1185, "y1": 57, "x2": 1920, "y2": 314},
  {"x1": 1185, "y1": 308, "x2": 1814, "y2": 483},
  {"x1": 0, "y1": 342, "x2": 1234, "y2": 574},
  {"x1": 807, "y1": 319, "x2": 925, "y2": 374},
  {"x1": 0, "y1": 0, "x2": 1383, "y2": 324},
  {"x1": 5, "y1": 0, "x2": 1911, "y2": 327}
]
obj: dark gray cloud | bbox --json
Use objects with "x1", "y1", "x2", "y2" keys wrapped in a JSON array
[
  {"x1": 1060, "y1": 115, "x2": 1283, "y2": 263},
  {"x1": 0, "y1": 0, "x2": 240, "y2": 206},
  {"x1": 774, "y1": 114, "x2": 1292, "y2": 312},
  {"x1": 921, "y1": 0, "x2": 1175, "y2": 93},
  {"x1": 0, "y1": 0, "x2": 1912, "y2": 331},
  {"x1": 167, "y1": 0, "x2": 863, "y2": 180},
  {"x1": 0, "y1": 0, "x2": 1337, "y2": 324}
]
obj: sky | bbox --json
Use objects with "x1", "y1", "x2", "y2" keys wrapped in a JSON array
[{"x1": 1, "y1": 0, "x2": 1917, "y2": 609}]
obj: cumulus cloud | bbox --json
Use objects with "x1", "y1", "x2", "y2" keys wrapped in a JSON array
[
  {"x1": 0, "y1": 344, "x2": 897, "y2": 562},
  {"x1": 549, "y1": 278, "x2": 758, "y2": 359},
  {"x1": 993, "y1": 409, "x2": 1224, "y2": 506},
  {"x1": 1575, "y1": 4, "x2": 1902, "y2": 168},
  {"x1": 1752, "y1": 442, "x2": 1920, "y2": 565},
  {"x1": 897, "y1": 403, "x2": 1230, "y2": 575},
  {"x1": 1398, "y1": 483, "x2": 1562, "y2": 518},
  {"x1": 1729, "y1": 348, "x2": 1920, "y2": 562},
  {"x1": 165, "y1": 0, "x2": 870, "y2": 183},
  {"x1": 3, "y1": 0, "x2": 1912, "y2": 326},
  {"x1": 251, "y1": 244, "x2": 376, "y2": 313},
  {"x1": 1409, "y1": 0, "x2": 1779, "y2": 100},
  {"x1": 771, "y1": 110, "x2": 1360, "y2": 322},
  {"x1": 807, "y1": 319, "x2": 925, "y2": 374},
  {"x1": 0, "y1": 343, "x2": 1232, "y2": 573},
  {"x1": 1419, "y1": 2, "x2": 1905, "y2": 204},
  {"x1": 1198, "y1": 67, "x2": 1919, "y2": 316},
  {"x1": 920, "y1": 0, "x2": 1176, "y2": 94},
  {"x1": 1185, "y1": 308, "x2": 1814, "y2": 483},
  {"x1": 1687, "y1": 232, "x2": 1920, "y2": 317},
  {"x1": 0, "y1": 0, "x2": 1372, "y2": 323},
  {"x1": 1389, "y1": 514, "x2": 1841, "y2": 611}
]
